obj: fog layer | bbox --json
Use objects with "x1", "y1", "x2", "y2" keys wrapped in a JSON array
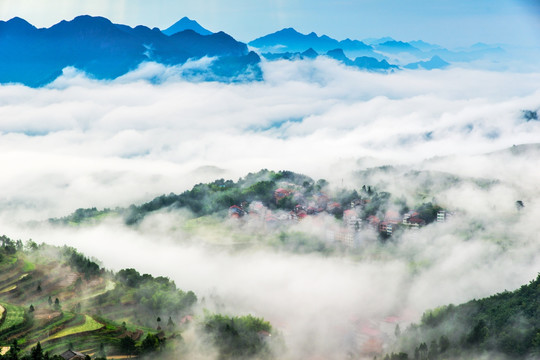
[{"x1": 0, "y1": 59, "x2": 539, "y2": 358}]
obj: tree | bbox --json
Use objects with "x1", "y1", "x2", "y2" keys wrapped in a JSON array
[
  {"x1": 466, "y1": 319, "x2": 488, "y2": 345},
  {"x1": 394, "y1": 324, "x2": 401, "y2": 338},
  {"x1": 95, "y1": 342, "x2": 106, "y2": 359},
  {"x1": 315, "y1": 179, "x2": 328, "y2": 191},
  {"x1": 417, "y1": 343, "x2": 427, "y2": 360},
  {"x1": 439, "y1": 335, "x2": 450, "y2": 353},
  {"x1": 7, "y1": 339, "x2": 20, "y2": 360},
  {"x1": 26, "y1": 239, "x2": 38, "y2": 251},
  {"x1": 428, "y1": 340, "x2": 438, "y2": 360},
  {"x1": 30, "y1": 342, "x2": 43, "y2": 360},
  {"x1": 119, "y1": 336, "x2": 136, "y2": 356},
  {"x1": 141, "y1": 333, "x2": 160, "y2": 353},
  {"x1": 54, "y1": 298, "x2": 61, "y2": 311}
]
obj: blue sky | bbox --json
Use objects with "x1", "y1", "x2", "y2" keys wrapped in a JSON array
[{"x1": 1, "y1": 0, "x2": 539, "y2": 47}]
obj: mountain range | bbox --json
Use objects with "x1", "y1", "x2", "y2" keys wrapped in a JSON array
[
  {"x1": 0, "y1": 15, "x2": 512, "y2": 87},
  {"x1": 249, "y1": 27, "x2": 507, "y2": 67},
  {"x1": 249, "y1": 27, "x2": 383, "y2": 59},
  {"x1": 0, "y1": 15, "x2": 260, "y2": 86}
]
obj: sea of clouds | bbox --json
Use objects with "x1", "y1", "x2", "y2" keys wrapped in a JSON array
[{"x1": 0, "y1": 58, "x2": 539, "y2": 358}]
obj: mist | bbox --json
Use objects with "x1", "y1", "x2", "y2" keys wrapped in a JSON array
[
  {"x1": 0, "y1": 59, "x2": 539, "y2": 220},
  {"x1": 0, "y1": 58, "x2": 539, "y2": 358}
]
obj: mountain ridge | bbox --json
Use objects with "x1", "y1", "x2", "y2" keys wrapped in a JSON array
[{"x1": 0, "y1": 15, "x2": 259, "y2": 86}]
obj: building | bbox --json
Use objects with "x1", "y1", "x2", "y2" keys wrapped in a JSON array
[
  {"x1": 378, "y1": 221, "x2": 393, "y2": 235},
  {"x1": 60, "y1": 350, "x2": 86, "y2": 360},
  {"x1": 403, "y1": 211, "x2": 426, "y2": 228},
  {"x1": 437, "y1": 210, "x2": 446, "y2": 222},
  {"x1": 228, "y1": 205, "x2": 245, "y2": 218},
  {"x1": 437, "y1": 210, "x2": 453, "y2": 223},
  {"x1": 343, "y1": 209, "x2": 361, "y2": 229},
  {"x1": 335, "y1": 227, "x2": 355, "y2": 247},
  {"x1": 274, "y1": 188, "x2": 291, "y2": 203}
]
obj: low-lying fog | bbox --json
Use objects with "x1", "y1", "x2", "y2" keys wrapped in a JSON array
[{"x1": 0, "y1": 58, "x2": 539, "y2": 358}]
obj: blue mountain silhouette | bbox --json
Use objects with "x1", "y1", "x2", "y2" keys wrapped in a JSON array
[
  {"x1": 162, "y1": 17, "x2": 212, "y2": 36},
  {"x1": 375, "y1": 40, "x2": 422, "y2": 54},
  {"x1": 249, "y1": 28, "x2": 378, "y2": 58},
  {"x1": 0, "y1": 15, "x2": 259, "y2": 86},
  {"x1": 404, "y1": 56, "x2": 450, "y2": 70}
]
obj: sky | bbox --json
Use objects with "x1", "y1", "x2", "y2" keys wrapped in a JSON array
[{"x1": 1, "y1": 0, "x2": 540, "y2": 47}]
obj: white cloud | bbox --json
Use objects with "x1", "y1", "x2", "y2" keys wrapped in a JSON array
[
  {"x1": 0, "y1": 60, "x2": 538, "y2": 220},
  {"x1": 0, "y1": 59, "x2": 539, "y2": 357}
]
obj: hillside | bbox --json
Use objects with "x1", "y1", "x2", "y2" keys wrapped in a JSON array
[
  {"x1": 48, "y1": 169, "x2": 448, "y2": 241},
  {"x1": 387, "y1": 274, "x2": 540, "y2": 359},
  {"x1": 0, "y1": 236, "x2": 276, "y2": 359}
]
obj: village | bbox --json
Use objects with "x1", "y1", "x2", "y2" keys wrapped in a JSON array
[
  {"x1": 228, "y1": 183, "x2": 452, "y2": 248},
  {"x1": 227, "y1": 184, "x2": 454, "y2": 358}
]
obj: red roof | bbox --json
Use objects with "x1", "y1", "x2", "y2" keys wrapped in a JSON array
[
  {"x1": 343, "y1": 209, "x2": 356, "y2": 217},
  {"x1": 327, "y1": 202, "x2": 341, "y2": 209},
  {"x1": 407, "y1": 216, "x2": 425, "y2": 224}
]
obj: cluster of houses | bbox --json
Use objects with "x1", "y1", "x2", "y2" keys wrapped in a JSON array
[
  {"x1": 228, "y1": 186, "x2": 452, "y2": 247},
  {"x1": 228, "y1": 186, "x2": 343, "y2": 223}
]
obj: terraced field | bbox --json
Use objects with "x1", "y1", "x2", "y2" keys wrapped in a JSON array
[
  {"x1": 0, "y1": 302, "x2": 26, "y2": 335},
  {"x1": 0, "y1": 285, "x2": 17, "y2": 295},
  {"x1": 47, "y1": 315, "x2": 103, "y2": 340}
]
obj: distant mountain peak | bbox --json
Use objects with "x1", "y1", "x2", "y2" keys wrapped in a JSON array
[
  {"x1": 1, "y1": 17, "x2": 36, "y2": 33},
  {"x1": 301, "y1": 48, "x2": 318, "y2": 58},
  {"x1": 162, "y1": 16, "x2": 212, "y2": 36},
  {"x1": 404, "y1": 55, "x2": 449, "y2": 70},
  {"x1": 7, "y1": 16, "x2": 31, "y2": 24}
]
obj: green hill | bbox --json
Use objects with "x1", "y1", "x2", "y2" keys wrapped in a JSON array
[
  {"x1": 389, "y1": 274, "x2": 540, "y2": 359},
  {"x1": 0, "y1": 236, "x2": 275, "y2": 360}
]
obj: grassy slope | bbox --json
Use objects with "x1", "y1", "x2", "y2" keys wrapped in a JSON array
[
  {"x1": 0, "y1": 248, "x2": 171, "y2": 357},
  {"x1": 0, "y1": 303, "x2": 26, "y2": 333},
  {"x1": 47, "y1": 315, "x2": 103, "y2": 340}
]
